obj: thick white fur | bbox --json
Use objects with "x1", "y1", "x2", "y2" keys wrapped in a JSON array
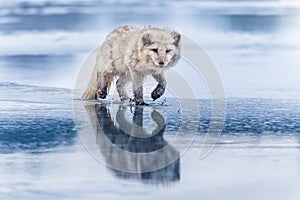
[{"x1": 82, "y1": 25, "x2": 181, "y2": 103}]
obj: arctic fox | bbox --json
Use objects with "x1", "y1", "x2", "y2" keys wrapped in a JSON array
[{"x1": 82, "y1": 25, "x2": 181, "y2": 105}]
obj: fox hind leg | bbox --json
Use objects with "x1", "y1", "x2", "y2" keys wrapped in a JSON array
[
  {"x1": 97, "y1": 72, "x2": 108, "y2": 99},
  {"x1": 116, "y1": 74, "x2": 129, "y2": 101}
]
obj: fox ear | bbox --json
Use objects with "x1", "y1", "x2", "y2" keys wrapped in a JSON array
[
  {"x1": 172, "y1": 32, "x2": 181, "y2": 46},
  {"x1": 142, "y1": 33, "x2": 152, "y2": 46}
]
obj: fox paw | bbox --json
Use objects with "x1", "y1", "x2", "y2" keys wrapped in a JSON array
[
  {"x1": 135, "y1": 100, "x2": 149, "y2": 106},
  {"x1": 151, "y1": 84, "x2": 165, "y2": 101},
  {"x1": 97, "y1": 90, "x2": 107, "y2": 99}
]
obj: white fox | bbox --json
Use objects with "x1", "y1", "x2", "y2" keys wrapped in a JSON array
[{"x1": 82, "y1": 25, "x2": 181, "y2": 105}]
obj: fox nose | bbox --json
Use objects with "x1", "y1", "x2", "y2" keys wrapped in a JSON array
[{"x1": 159, "y1": 61, "x2": 164, "y2": 66}]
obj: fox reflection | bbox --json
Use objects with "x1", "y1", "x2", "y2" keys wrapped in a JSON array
[{"x1": 84, "y1": 104, "x2": 180, "y2": 184}]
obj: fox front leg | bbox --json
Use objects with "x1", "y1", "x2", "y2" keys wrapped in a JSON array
[
  {"x1": 131, "y1": 72, "x2": 148, "y2": 106},
  {"x1": 96, "y1": 72, "x2": 108, "y2": 99},
  {"x1": 151, "y1": 73, "x2": 166, "y2": 101}
]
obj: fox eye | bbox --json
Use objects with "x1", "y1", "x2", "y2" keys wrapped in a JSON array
[
  {"x1": 150, "y1": 48, "x2": 158, "y2": 53},
  {"x1": 166, "y1": 49, "x2": 171, "y2": 53}
]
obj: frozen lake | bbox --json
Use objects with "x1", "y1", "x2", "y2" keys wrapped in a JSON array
[
  {"x1": 1, "y1": 0, "x2": 300, "y2": 199},
  {"x1": 1, "y1": 83, "x2": 300, "y2": 200}
]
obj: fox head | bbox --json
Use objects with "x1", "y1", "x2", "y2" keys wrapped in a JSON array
[{"x1": 140, "y1": 29, "x2": 181, "y2": 68}]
